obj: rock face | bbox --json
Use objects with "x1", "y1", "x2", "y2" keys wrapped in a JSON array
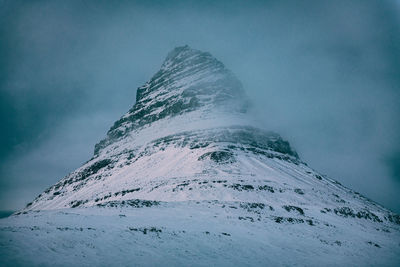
[
  {"x1": 94, "y1": 45, "x2": 249, "y2": 154},
  {"x1": 1, "y1": 46, "x2": 399, "y2": 266}
]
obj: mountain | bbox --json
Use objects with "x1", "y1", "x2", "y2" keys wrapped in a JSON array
[{"x1": 1, "y1": 46, "x2": 399, "y2": 266}]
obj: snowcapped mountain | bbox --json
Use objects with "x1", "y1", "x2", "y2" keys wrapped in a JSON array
[{"x1": 1, "y1": 46, "x2": 399, "y2": 266}]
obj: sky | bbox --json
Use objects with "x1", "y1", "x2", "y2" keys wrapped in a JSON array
[{"x1": 0, "y1": 0, "x2": 399, "y2": 212}]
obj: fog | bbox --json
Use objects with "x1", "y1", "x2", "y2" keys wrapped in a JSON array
[{"x1": 0, "y1": 0, "x2": 399, "y2": 212}]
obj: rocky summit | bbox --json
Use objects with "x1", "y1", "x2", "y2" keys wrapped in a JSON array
[{"x1": 1, "y1": 46, "x2": 399, "y2": 266}]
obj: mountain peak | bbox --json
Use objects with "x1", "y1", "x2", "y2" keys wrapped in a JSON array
[
  {"x1": 164, "y1": 45, "x2": 193, "y2": 62},
  {"x1": 161, "y1": 45, "x2": 217, "y2": 70},
  {"x1": 95, "y1": 46, "x2": 249, "y2": 154}
]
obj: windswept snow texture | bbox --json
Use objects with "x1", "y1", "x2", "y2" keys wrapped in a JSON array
[{"x1": 1, "y1": 46, "x2": 399, "y2": 266}]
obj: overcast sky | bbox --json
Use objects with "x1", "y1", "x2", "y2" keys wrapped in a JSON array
[{"x1": 0, "y1": 0, "x2": 399, "y2": 212}]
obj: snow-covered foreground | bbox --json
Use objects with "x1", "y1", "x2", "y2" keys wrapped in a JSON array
[{"x1": 1, "y1": 201, "x2": 399, "y2": 266}]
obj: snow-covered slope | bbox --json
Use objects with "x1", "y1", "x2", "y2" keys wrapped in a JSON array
[{"x1": 1, "y1": 46, "x2": 399, "y2": 266}]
